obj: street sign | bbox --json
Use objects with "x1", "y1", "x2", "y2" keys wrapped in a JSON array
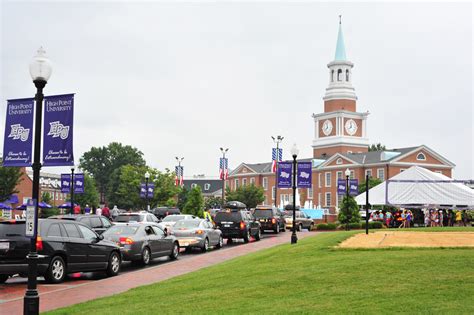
[{"x1": 25, "y1": 199, "x2": 37, "y2": 238}]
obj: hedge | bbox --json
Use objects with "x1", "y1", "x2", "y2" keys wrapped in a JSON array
[{"x1": 316, "y1": 223, "x2": 337, "y2": 230}]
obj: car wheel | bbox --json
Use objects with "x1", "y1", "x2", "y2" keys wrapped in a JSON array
[
  {"x1": 216, "y1": 236, "x2": 224, "y2": 249},
  {"x1": 141, "y1": 247, "x2": 151, "y2": 265},
  {"x1": 106, "y1": 251, "x2": 121, "y2": 277},
  {"x1": 44, "y1": 256, "x2": 66, "y2": 284},
  {"x1": 0, "y1": 274, "x2": 9, "y2": 284},
  {"x1": 170, "y1": 242, "x2": 179, "y2": 260},
  {"x1": 254, "y1": 229, "x2": 261, "y2": 241},
  {"x1": 243, "y1": 230, "x2": 251, "y2": 243},
  {"x1": 274, "y1": 224, "x2": 280, "y2": 234},
  {"x1": 201, "y1": 238, "x2": 209, "y2": 252}
]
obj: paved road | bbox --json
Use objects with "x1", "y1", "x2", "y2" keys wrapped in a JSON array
[{"x1": 0, "y1": 230, "x2": 316, "y2": 314}]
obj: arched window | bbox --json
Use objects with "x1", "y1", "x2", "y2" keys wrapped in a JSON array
[
  {"x1": 337, "y1": 69, "x2": 342, "y2": 81},
  {"x1": 346, "y1": 69, "x2": 350, "y2": 81},
  {"x1": 416, "y1": 153, "x2": 426, "y2": 161},
  {"x1": 331, "y1": 70, "x2": 334, "y2": 82},
  {"x1": 336, "y1": 158, "x2": 343, "y2": 165}
]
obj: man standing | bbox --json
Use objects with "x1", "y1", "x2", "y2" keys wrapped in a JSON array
[{"x1": 102, "y1": 204, "x2": 110, "y2": 218}]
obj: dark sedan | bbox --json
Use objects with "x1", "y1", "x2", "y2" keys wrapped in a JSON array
[
  {"x1": 102, "y1": 223, "x2": 179, "y2": 265},
  {"x1": 49, "y1": 214, "x2": 113, "y2": 235},
  {"x1": 171, "y1": 219, "x2": 223, "y2": 252}
]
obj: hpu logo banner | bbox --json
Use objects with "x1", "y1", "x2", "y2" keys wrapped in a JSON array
[
  {"x1": 43, "y1": 94, "x2": 75, "y2": 166},
  {"x1": 277, "y1": 162, "x2": 293, "y2": 188},
  {"x1": 297, "y1": 162, "x2": 312, "y2": 188},
  {"x1": 2, "y1": 98, "x2": 35, "y2": 166}
]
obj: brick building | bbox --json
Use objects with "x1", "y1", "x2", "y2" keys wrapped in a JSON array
[{"x1": 227, "y1": 21, "x2": 454, "y2": 220}]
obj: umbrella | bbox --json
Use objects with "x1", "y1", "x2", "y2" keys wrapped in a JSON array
[
  {"x1": 0, "y1": 203, "x2": 12, "y2": 210},
  {"x1": 16, "y1": 202, "x2": 53, "y2": 210},
  {"x1": 58, "y1": 202, "x2": 77, "y2": 208}
]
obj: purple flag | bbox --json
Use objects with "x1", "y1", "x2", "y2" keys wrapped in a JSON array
[
  {"x1": 349, "y1": 179, "x2": 359, "y2": 196},
  {"x1": 74, "y1": 173, "x2": 84, "y2": 194},
  {"x1": 140, "y1": 184, "x2": 146, "y2": 198},
  {"x1": 140, "y1": 183, "x2": 155, "y2": 198},
  {"x1": 147, "y1": 184, "x2": 155, "y2": 198},
  {"x1": 61, "y1": 174, "x2": 71, "y2": 193},
  {"x1": 337, "y1": 179, "x2": 346, "y2": 195},
  {"x1": 297, "y1": 162, "x2": 312, "y2": 188},
  {"x1": 2, "y1": 98, "x2": 35, "y2": 166},
  {"x1": 43, "y1": 94, "x2": 74, "y2": 166},
  {"x1": 277, "y1": 162, "x2": 292, "y2": 188}
]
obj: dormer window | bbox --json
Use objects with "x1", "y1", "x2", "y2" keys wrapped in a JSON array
[
  {"x1": 337, "y1": 69, "x2": 342, "y2": 81},
  {"x1": 204, "y1": 183, "x2": 210, "y2": 191},
  {"x1": 416, "y1": 153, "x2": 426, "y2": 161},
  {"x1": 191, "y1": 183, "x2": 197, "y2": 189},
  {"x1": 336, "y1": 158, "x2": 343, "y2": 165}
]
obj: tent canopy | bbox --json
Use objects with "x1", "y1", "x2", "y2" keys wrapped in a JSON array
[{"x1": 355, "y1": 166, "x2": 474, "y2": 207}]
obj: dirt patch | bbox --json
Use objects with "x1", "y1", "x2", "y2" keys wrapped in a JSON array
[{"x1": 339, "y1": 232, "x2": 474, "y2": 248}]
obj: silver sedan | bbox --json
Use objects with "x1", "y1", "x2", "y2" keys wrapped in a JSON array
[{"x1": 171, "y1": 219, "x2": 223, "y2": 252}]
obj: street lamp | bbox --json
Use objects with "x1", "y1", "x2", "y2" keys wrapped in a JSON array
[
  {"x1": 220, "y1": 148, "x2": 228, "y2": 207},
  {"x1": 70, "y1": 166, "x2": 75, "y2": 215},
  {"x1": 291, "y1": 143, "x2": 299, "y2": 244},
  {"x1": 24, "y1": 47, "x2": 52, "y2": 315},
  {"x1": 176, "y1": 157, "x2": 184, "y2": 187},
  {"x1": 144, "y1": 171, "x2": 150, "y2": 211},
  {"x1": 271, "y1": 135, "x2": 284, "y2": 208},
  {"x1": 345, "y1": 168, "x2": 351, "y2": 231}
]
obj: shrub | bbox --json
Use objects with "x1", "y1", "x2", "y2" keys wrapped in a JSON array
[
  {"x1": 349, "y1": 222, "x2": 361, "y2": 229},
  {"x1": 40, "y1": 207, "x2": 60, "y2": 218},
  {"x1": 316, "y1": 223, "x2": 337, "y2": 230}
]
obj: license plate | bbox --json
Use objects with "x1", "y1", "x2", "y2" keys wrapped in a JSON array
[
  {"x1": 224, "y1": 224, "x2": 230, "y2": 227},
  {"x1": 259, "y1": 219, "x2": 265, "y2": 222},
  {"x1": 0, "y1": 242, "x2": 9, "y2": 250}
]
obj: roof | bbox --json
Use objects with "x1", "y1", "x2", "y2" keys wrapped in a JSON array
[
  {"x1": 334, "y1": 21, "x2": 347, "y2": 61},
  {"x1": 183, "y1": 179, "x2": 223, "y2": 194},
  {"x1": 239, "y1": 158, "x2": 315, "y2": 174},
  {"x1": 338, "y1": 146, "x2": 446, "y2": 165}
]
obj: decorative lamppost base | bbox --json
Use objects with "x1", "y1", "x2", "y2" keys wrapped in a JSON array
[{"x1": 291, "y1": 231, "x2": 298, "y2": 244}]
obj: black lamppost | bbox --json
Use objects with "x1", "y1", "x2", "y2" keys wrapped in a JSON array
[
  {"x1": 345, "y1": 168, "x2": 351, "y2": 231},
  {"x1": 271, "y1": 136, "x2": 283, "y2": 208},
  {"x1": 291, "y1": 143, "x2": 299, "y2": 244},
  {"x1": 176, "y1": 157, "x2": 184, "y2": 187},
  {"x1": 145, "y1": 171, "x2": 150, "y2": 211},
  {"x1": 220, "y1": 148, "x2": 228, "y2": 208},
  {"x1": 24, "y1": 47, "x2": 52, "y2": 315},
  {"x1": 365, "y1": 174, "x2": 370, "y2": 235},
  {"x1": 70, "y1": 166, "x2": 75, "y2": 215}
]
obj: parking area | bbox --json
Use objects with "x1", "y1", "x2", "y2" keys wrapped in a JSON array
[{"x1": 0, "y1": 230, "x2": 314, "y2": 314}]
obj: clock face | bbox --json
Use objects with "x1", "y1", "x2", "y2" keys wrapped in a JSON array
[
  {"x1": 345, "y1": 119, "x2": 358, "y2": 136},
  {"x1": 322, "y1": 120, "x2": 333, "y2": 136}
]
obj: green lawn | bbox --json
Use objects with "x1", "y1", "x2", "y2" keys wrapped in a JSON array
[{"x1": 47, "y1": 228, "x2": 474, "y2": 315}]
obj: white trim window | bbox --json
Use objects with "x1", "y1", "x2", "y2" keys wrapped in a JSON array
[
  {"x1": 271, "y1": 186, "x2": 275, "y2": 200},
  {"x1": 235, "y1": 179, "x2": 239, "y2": 189},
  {"x1": 336, "y1": 158, "x2": 343, "y2": 165},
  {"x1": 337, "y1": 171, "x2": 342, "y2": 179},
  {"x1": 318, "y1": 193, "x2": 322, "y2": 206},
  {"x1": 191, "y1": 183, "x2": 197, "y2": 189},
  {"x1": 416, "y1": 153, "x2": 426, "y2": 161},
  {"x1": 325, "y1": 172, "x2": 331, "y2": 187},
  {"x1": 204, "y1": 183, "x2": 211, "y2": 191},
  {"x1": 308, "y1": 186, "x2": 313, "y2": 199},
  {"x1": 365, "y1": 169, "x2": 372, "y2": 178},
  {"x1": 318, "y1": 173, "x2": 322, "y2": 188},
  {"x1": 325, "y1": 192, "x2": 331, "y2": 207},
  {"x1": 250, "y1": 177, "x2": 255, "y2": 185},
  {"x1": 377, "y1": 168, "x2": 385, "y2": 181},
  {"x1": 242, "y1": 178, "x2": 247, "y2": 186},
  {"x1": 350, "y1": 170, "x2": 355, "y2": 179},
  {"x1": 262, "y1": 177, "x2": 268, "y2": 190}
]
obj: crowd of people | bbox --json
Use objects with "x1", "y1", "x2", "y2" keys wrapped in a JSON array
[
  {"x1": 71, "y1": 204, "x2": 121, "y2": 219},
  {"x1": 423, "y1": 209, "x2": 470, "y2": 227},
  {"x1": 369, "y1": 208, "x2": 471, "y2": 228}
]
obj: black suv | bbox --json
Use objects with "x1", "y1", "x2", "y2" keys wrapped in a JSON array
[
  {"x1": 150, "y1": 207, "x2": 180, "y2": 220},
  {"x1": 214, "y1": 201, "x2": 261, "y2": 244},
  {"x1": 49, "y1": 214, "x2": 113, "y2": 234},
  {"x1": 0, "y1": 219, "x2": 121, "y2": 284},
  {"x1": 254, "y1": 206, "x2": 286, "y2": 233}
]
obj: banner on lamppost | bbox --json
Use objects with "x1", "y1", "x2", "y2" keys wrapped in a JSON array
[
  {"x1": 74, "y1": 173, "x2": 84, "y2": 194},
  {"x1": 296, "y1": 162, "x2": 312, "y2": 188},
  {"x1": 61, "y1": 174, "x2": 71, "y2": 193},
  {"x1": 277, "y1": 162, "x2": 292, "y2": 188},
  {"x1": 2, "y1": 98, "x2": 35, "y2": 166},
  {"x1": 43, "y1": 94, "x2": 75, "y2": 166},
  {"x1": 140, "y1": 183, "x2": 155, "y2": 198},
  {"x1": 337, "y1": 179, "x2": 346, "y2": 195},
  {"x1": 147, "y1": 184, "x2": 155, "y2": 198},
  {"x1": 140, "y1": 184, "x2": 146, "y2": 198},
  {"x1": 349, "y1": 179, "x2": 359, "y2": 196}
]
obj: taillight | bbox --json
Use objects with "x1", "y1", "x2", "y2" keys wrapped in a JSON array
[
  {"x1": 36, "y1": 236, "x2": 43, "y2": 251},
  {"x1": 271, "y1": 218, "x2": 276, "y2": 224},
  {"x1": 240, "y1": 221, "x2": 245, "y2": 230},
  {"x1": 195, "y1": 229, "x2": 204, "y2": 235},
  {"x1": 119, "y1": 237, "x2": 134, "y2": 245}
]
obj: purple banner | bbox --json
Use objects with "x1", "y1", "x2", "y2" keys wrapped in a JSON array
[
  {"x1": 74, "y1": 173, "x2": 84, "y2": 194},
  {"x1": 349, "y1": 179, "x2": 359, "y2": 196},
  {"x1": 297, "y1": 162, "x2": 312, "y2": 188},
  {"x1": 337, "y1": 179, "x2": 346, "y2": 195},
  {"x1": 277, "y1": 162, "x2": 292, "y2": 188},
  {"x1": 140, "y1": 183, "x2": 155, "y2": 198},
  {"x1": 61, "y1": 174, "x2": 71, "y2": 193},
  {"x1": 2, "y1": 98, "x2": 34, "y2": 166},
  {"x1": 43, "y1": 94, "x2": 74, "y2": 166},
  {"x1": 140, "y1": 184, "x2": 146, "y2": 198}
]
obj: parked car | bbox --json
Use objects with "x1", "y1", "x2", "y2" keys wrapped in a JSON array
[
  {"x1": 171, "y1": 219, "x2": 223, "y2": 252},
  {"x1": 157, "y1": 214, "x2": 197, "y2": 235},
  {"x1": 102, "y1": 223, "x2": 179, "y2": 265},
  {"x1": 0, "y1": 219, "x2": 121, "y2": 284},
  {"x1": 149, "y1": 207, "x2": 181, "y2": 220},
  {"x1": 49, "y1": 214, "x2": 113, "y2": 235},
  {"x1": 114, "y1": 212, "x2": 159, "y2": 224},
  {"x1": 283, "y1": 210, "x2": 315, "y2": 231},
  {"x1": 214, "y1": 201, "x2": 261, "y2": 244},
  {"x1": 253, "y1": 205, "x2": 286, "y2": 233}
]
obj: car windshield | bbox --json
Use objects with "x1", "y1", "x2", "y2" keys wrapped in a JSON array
[
  {"x1": 162, "y1": 215, "x2": 185, "y2": 222},
  {"x1": 254, "y1": 209, "x2": 273, "y2": 218},
  {"x1": 214, "y1": 211, "x2": 241, "y2": 222},
  {"x1": 174, "y1": 220, "x2": 201, "y2": 228},
  {"x1": 103, "y1": 225, "x2": 139, "y2": 235},
  {"x1": 115, "y1": 215, "x2": 144, "y2": 222}
]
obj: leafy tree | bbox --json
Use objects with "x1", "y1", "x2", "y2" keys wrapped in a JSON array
[
  {"x1": 369, "y1": 143, "x2": 386, "y2": 152},
  {"x1": 204, "y1": 196, "x2": 222, "y2": 210},
  {"x1": 153, "y1": 169, "x2": 179, "y2": 207},
  {"x1": 225, "y1": 184, "x2": 265, "y2": 209},
  {"x1": 72, "y1": 173, "x2": 99, "y2": 208},
  {"x1": 41, "y1": 192, "x2": 52, "y2": 204},
  {"x1": 176, "y1": 187, "x2": 189, "y2": 211},
  {"x1": 338, "y1": 196, "x2": 360, "y2": 228},
  {"x1": 0, "y1": 163, "x2": 22, "y2": 202},
  {"x1": 183, "y1": 186, "x2": 204, "y2": 217},
  {"x1": 79, "y1": 142, "x2": 145, "y2": 203},
  {"x1": 358, "y1": 177, "x2": 382, "y2": 194}
]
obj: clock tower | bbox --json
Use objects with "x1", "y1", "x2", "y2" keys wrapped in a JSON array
[{"x1": 312, "y1": 18, "x2": 370, "y2": 158}]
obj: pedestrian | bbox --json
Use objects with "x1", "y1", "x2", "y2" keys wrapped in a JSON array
[
  {"x1": 442, "y1": 210, "x2": 449, "y2": 227},
  {"x1": 399, "y1": 209, "x2": 406, "y2": 228},
  {"x1": 102, "y1": 204, "x2": 110, "y2": 218},
  {"x1": 111, "y1": 205, "x2": 119, "y2": 220},
  {"x1": 204, "y1": 208, "x2": 214, "y2": 225},
  {"x1": 424, "y1": 209, "x2": 430, "y2": 227},
  {"x1": 462, "y1": 210, "x2": 469, "y2": 227},
  {"x1": 406, "y1": 210, "x2": 412, "y2": 228},
  {"x1": 96, "y1": 205, "x2": 102, "y2": 216},
  {"x1": 455, "y1": 210, "x2": 462, "y2": 226},
  {"x1": 448, "y1": 210, "x2": 454, "y2": 227},
  {"x1": 84, "y1": 204, "x2": 91, "y2": 215},
  {"x1": 73, "y1": 204, "x2": 81, "y2": 215},
  {"x1": 431, "y1": 209, "x2": 438, "y2": 227},
  {"x1": 439, "y1": 210, "x2": 444, "y2": 227},
  {"x1": 385, "y1": 211, "x2": 392, "y2": 228}
]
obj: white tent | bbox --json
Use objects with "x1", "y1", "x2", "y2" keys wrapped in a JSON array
[{"x1": 355, "y1": 166, "x2": 474, "y2": 207}]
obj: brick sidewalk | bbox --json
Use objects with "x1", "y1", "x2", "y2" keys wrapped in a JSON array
[{"x1": 1, "y1": 231, "x2": 317, "y2": 314}]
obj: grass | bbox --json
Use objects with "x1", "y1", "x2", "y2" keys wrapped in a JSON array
[{"x1": 47, "y1": 228, "x2": 474, "y2": 315}]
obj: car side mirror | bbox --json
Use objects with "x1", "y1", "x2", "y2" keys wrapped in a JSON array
[{"x1": 97, "y1": 234, "x2": 104, "y2": 241}]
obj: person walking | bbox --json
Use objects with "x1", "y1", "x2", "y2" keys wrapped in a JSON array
[
  {"x1": 111, "y1": 205, "x2": 119, "y2": 220},
  {"x1": 462, "y1": 210, "x2": 469, "y2": 227},
  {"x1": 385, "y1": 211, "x2": 392, "y2": 228},
  {"x1": 102, "y1": 204, "x2": 110, "y2": 218},
  {"x1": 96, "y1": 205, "x2": 102, "y2": 216},
  {"x1": 424, "y1": 209, "x2": 430, "y2": 227},
  {"x1": 455, "y1": 210, "x2": 462, "y2": 226},
  {"x1": 438, "y1": 210, "x2": 444, "y2": 227},
  {"x1": 84, "y1": 204, "x2": 91, "y2": 215},
  {"x1": 73, "y1": 204, "x2": 81, "y2": 215},
  {"x1": 448, "y1": 210, "x2": 454, "y2": 227},
  {"x1": 399, "y1": 209, "x2": 406, "y2": 228}
]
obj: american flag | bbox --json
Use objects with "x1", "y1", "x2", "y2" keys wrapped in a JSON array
[
  {"x1": 175, "y1": 166, "x2": 184, "y2": 186},
  {"x1": 272, "y1": 148, "x2": 282, "y2": 172},
  {"x1": 219, "y1": 158, "x2": 228, "y2": 180}
]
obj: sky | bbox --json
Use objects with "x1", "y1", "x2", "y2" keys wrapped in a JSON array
[{"x1": 0, "y1": 1, "x2": 472, "y2": 179}]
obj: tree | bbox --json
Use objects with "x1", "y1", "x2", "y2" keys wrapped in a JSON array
[
  {"x1": 358, "y1": 177, "x2": 383, "y2": 194},
  {"x1": 72, "y1": 173, "x2": 99, "y2": 208},
  {"x1": 79, "y1": 142, "x2": 146, "y2": 203},
  {"x1": 338, "y1": 196, "x2": 360, "y2": 227},
  {"x1": 152, "y1": 169, "x2": 180, "y2": 207},
  {"x1": 225, "y1": 184, "x2": 265, "y2": 209},
  {"x1": 204, "y1": 196, "x2": 222, "y2": 210},
  {"x1": 183, "y1": 186, "x2": 204, "y2": 217},
  {"x1": 41, "y1": 192, "x2": 52, "y2": 204},
  {"x1": 176, "y1": 187, "x2": 189, "y2": 211},
  {"x1": 369, "y1": 143, "x2": 386, "y2": 152},
  {"x1": 0, "y1": 163, "x2": 22, "y2": 202}
]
